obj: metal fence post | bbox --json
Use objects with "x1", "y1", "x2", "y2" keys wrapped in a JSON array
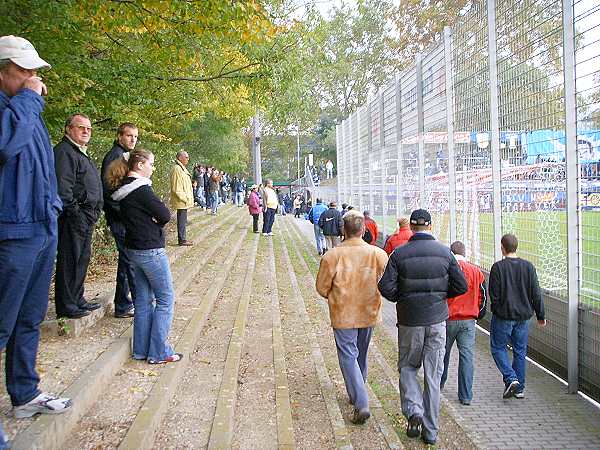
[
  {"x1": 416, "y1": 55, "x2": 425, "y2": 207},
  {"x1": 335, "y1": 125, "x2": 341, "y2": 205},
  {"x1": 487, "y1": 0, "x2": 502, "y2": 262},
  {"x1": 395, "y1": 74, "x2": 404, "y2": 217},
  {"x1": 380, "y1": 91, "x2": 387, "y2": 236},
  {"x1": 562, "y1": 0, "x2": 579, "y2": 394},
  {"x1": 444, "y1": 27, "x2": 457, "y2": 244},
  {"x1": 368, "y1": 102, "x2": 374, "y2": 215}
]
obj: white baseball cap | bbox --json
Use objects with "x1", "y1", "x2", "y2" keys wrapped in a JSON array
[{"x1": 0, "y1": 36, "x2": 51, "y2": 70}]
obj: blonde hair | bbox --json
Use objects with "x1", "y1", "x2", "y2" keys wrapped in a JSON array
[{"x1": 106, "y1": 149, "x2": 153, "y2": 189}]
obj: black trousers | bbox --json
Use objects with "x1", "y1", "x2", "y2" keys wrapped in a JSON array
[
  {"x1": 109, "y1": 220, "x2": 136, "y2": 315},
  {"x1": 251, "y1": 213, "x2": 259, "y2": 232},
  {"x1": 177, "y1": 209, "x2": 188, "y2": 243},
  {"x1": 55, "y1": 216, "x2": 94, "y2": 316},
  {"x1": 262, "y1": 208, "x2": 276, "y2": 233}
]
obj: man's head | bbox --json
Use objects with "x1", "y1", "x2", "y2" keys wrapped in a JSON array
[
  {"x1": 266, "y1": 179, "x2": 273, "y2": 188},
  {"x1": 117, "y1": 122, "x2": 138, "y2": 151},
  {"x1": 450, "y1": 241, "x2": 466, "y2": 257},
  {"x1": 501, "y1": 233, "x2": 518, "y2": 255},
  {"x1": 409, "y1": 208, "x2": 432, "y2": 232},
  {"x1": 341, "y1": 203, "x2": 348, "y2": 210},
  {"x1": 329, "y1": 201, "x2": 336, "y2": 208},
  {"x1": 177, "y1": 150, "x2": 190, "y2": 165},
  {"x1": 65, "y1": 114, "x2": 92, "y2": 146},
  {"x1": 0, "y1": 36, "x2": 50, "y2": 97},
  {"x1": 398, "y1": 217, "x2": 410, "y2": 228},
  {"x1": 316, "y1": 198, "x2": 322, "y2": 204},
  {"x1": 343, "y1": 210, "x2": 365, "y2": 239},
  {"x1": 363, "y1": 210, "x2": 370, "y2": 218}
]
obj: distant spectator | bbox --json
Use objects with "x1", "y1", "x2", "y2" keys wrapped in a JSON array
[
  {"x1": 318, "y1": 201, "x2": 343, "y2": 249},
  {"x1": 247, "y1": 185, "x2": 261, "y2": 233},
  {"x1": 169, "y1": 150, "x2": 194, "y2": 245},
  {"x1": 383, "y1": 217, "x2": 413, "y2": 255},
  {"x1": 308, "y1": 198, "x2": 328, "y2": 255},
  {"x1": 262, "y1": 179, "x2": 278, "y2": 236},
  {"x1": 489, "y1": 233, "x2": 545, "y2": 400},
  {"x1": 362, "y1": 211, "x2": 378, "y2": 245}
]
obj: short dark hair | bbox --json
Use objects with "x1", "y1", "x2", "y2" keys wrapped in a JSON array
[
  {"x1": 343, "y1": 211, "x2": 364, "y2": 237},
  {"x1": 450, "y1": 241, "x2": 466, "y2": 256},
  {"x1": 501, "y1": 234, "x2": 518, "y2": 253},
  {"x1": 117, "y1": 122, "x2": 137, "y2": 135},
  {"x1": 341, "y1": 203, "x2": 348, "y2": 209}
]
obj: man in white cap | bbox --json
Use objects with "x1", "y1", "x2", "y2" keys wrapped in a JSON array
[{"x1": 0, "y1": 36, "x2": 72, "y2": 445}]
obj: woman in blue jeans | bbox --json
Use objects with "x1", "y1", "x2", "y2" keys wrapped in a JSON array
[{"x1": 107, "y1": 150, "x2": 182, "y2": 364}]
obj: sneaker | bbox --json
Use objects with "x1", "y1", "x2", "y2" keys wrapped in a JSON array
[
  {"x1": 514, "y1": 390, "x2": 525, "y2": 399},
  {"x1": 503, "y1": 380, "x2": 520, "y2": 399},
  {"x1": 262, "y1": 233, "x2": 269, "y2": 236},
  {"x1": 115, "y1": 308, "x2": 135, "y2": 318},
  {"x1": 351, "y1": 407, "x2": 370, "y2": 425},
  {"x1": 178, "y1": 241, "x2": 193, "y2": 247},
  {"x1": 459, "y1": 398, "x2": 471, "y2": 406},
  {"x1": 421, "y1": 434, "x2": 436, "y2": 445},
  {"x1": 148, "y1": 353, "x2": 184, "y2": 365},
  {"x1": 406, "y1": 414, "x2": 422, "y2": 438},
  {"x1": 268, "y1": 232, "x2": 274, "y2": 236},
  {"x1": 13, "y1": 392, "x2": 72, "y2": 418}
]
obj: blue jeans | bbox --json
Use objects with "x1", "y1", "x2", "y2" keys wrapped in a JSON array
[
  {"x1": 235, "y1": 191, "x2": 244, "y2": 206},
  {"x1": 262, "y1": 208, "x2": 276, "y2": 233},
  {"x1": 0, "y1": 423, "x2": 6, "y2": 450},
  {"x1": 0, "y1": 231, "x2": 57, "y2": 406},
  {"x1": 334, "y1": 328, "x2": 372, "y2": 410},
  {"x1": 210, "y1": 192, "x2": 219, "y2": 214},
  {"x1": 441, "y1": 319, "x2": 476, "y2": 402},
  {"x1": 490, "y1": 315, "x2": 529, "y2": 390},
  {"x1": 109, "y1": 221, "x2": 136, "y2": 315},
  {"x1": 313, "y1": 224, "x2": 326, "y2": 254},
  {"x1": 129, "y1": 248, "x2": 175, "y2": 361}
]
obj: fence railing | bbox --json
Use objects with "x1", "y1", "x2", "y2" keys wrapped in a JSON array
[{"x1": 335, "y1": 0, "x2": 600, "y2": 400}]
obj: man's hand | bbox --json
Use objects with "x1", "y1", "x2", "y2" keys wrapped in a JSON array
[
  {"x1": 22, "y1": 76, "x2": 47, "y2": 96},
  {"x1": 537, "y1": 319, "x2": 547, "y2": 327}
]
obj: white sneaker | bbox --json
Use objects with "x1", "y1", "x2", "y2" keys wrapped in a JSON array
[
  {"x1": 514, "y1": 391, "x2": 525, "y2": 399},
  {"x1": 268, "y1": 232, "x2": 274, "y2": 236},
  {"x1": 13, "y1": 392, "x2": 73, "y2": 418}
]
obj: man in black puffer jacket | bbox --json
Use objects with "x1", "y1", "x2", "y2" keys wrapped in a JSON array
[{"x1": 378, "y1": 209, "x2": 467, "y2": 446}]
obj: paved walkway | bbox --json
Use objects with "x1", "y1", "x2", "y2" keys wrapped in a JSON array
[{"x1": 295, "y1": 217, "x2": 600, "y2": 449}]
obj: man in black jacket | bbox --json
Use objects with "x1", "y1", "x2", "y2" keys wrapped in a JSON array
[
  {"x1": 489, "y1": 233, "x2": 545, "y2": 400},
  {"x1": 378, "y1": 209, "x2": 467, "y2": 445},
  {"x1": 54, "y1": 114, "x2": 103, "y2": 319},
  {"x1": 318, "y1": 201, "x2": 343, "y2": 250},
  {"x1": 101, "y1": 122, "x2": 138, "y2": 318}
]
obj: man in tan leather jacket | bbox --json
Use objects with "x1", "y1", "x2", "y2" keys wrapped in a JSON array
[{"x1": 316, "y1": 210, "x2": 388, "y2": 425}]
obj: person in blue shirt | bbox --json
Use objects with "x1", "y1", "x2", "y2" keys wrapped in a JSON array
[
  {"x1": 308, "y1": 198, "x2": 328, "y2": 255},
  {"x1": 0, "y1": 36, "x2": 72, "y2": 446}
]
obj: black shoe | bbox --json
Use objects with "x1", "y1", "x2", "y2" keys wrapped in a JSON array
[
  {"x1": 459, "y1": 398, "x2": 471, "y2": 406},
  {"x1": 59, "y1": 309, "x2": 91, "y2": 319},
  {"x1": 421, "y1": 434, "x2": 436, "y2": 445},
  {"x1": 81, "y1": 301, "x2": 101, "y2": 311},
  {"x1": 503, "y1": 380, "x2": 520, "y2": 399},
  {"x1": 115, "y1": 308, "x2": 135, "y2": 318},
  {"x1": 406, "y1": 414, "x2": 422, "y2": 438},
  {"x1": 351, "y1": 407, "x2": 370, "y2": 425}
]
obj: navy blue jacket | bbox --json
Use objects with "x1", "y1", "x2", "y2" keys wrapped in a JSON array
[
  {"x1": 378, "y1": 233, "x2": 468, "y2": 326},
  {"x1": 0, "y1": 89, "x2": 62, "y2": 239},
  {"x1": 101, "y1": 141, "x2": 126, "y2": 224}
]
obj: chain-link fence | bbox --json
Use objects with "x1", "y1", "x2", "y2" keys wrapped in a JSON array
[{"x1": 335, "y1": 0, "x2": 600, "y2": 400}]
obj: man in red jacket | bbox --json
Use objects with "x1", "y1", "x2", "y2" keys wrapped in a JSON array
[
  {"x1": 440, "y1": 241, "x2": 486, "y2": 406},
  {"x1": 384, "y1": 217, "x2": 413, "y2": 255},
  {"x1": 362, "y1": 211, "x2": 378, "y2": 245}
]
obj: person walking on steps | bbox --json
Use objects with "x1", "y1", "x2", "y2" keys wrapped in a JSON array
[
  {"x1": 316, "y1": 210, "x2": 388, "y2": 425},
  {"x1": 489, "y1": 233, "x2": 545, "y2": 400},
  {"x1": 378, "y1": 209, "x2": 467, "y2": 446},
  {"x1": 108, "y1": 150, "x2": 183, "y2": 365},
  {"x1": 308, "y1": 198, "x2": 328, "y2": 255}
]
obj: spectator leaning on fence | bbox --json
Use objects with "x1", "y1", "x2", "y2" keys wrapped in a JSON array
[
  {"x1": 0, "y1": 35, "x2": 72, "y2": 442},
  {"x1": 441, "y1": 240, "x2": 487, "y2": 406},
  {"x1": 378, "y1": 209, "x2": 467, "y2": 446},
  {"x1": 489, "y1": 233, "x2": 546, "y2": 400},
  {"x1": 316, "y1": 210, "x2": 388, "y2": 425}
]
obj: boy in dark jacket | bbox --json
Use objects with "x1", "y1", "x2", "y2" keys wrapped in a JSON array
[
  {"x1": 378, "y1": 209, "x2": 467, "y2": 445},
  {"x1": 489, "y1": 233, "x2": 545, "y2": 400}
]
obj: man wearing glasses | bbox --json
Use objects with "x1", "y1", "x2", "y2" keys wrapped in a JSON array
[{"x1": 54, "y1": 113, "x2": 103, "y2": 318}]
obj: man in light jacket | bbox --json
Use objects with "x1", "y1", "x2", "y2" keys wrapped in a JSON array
[
  {"x1": 316, "y1": 211, "x2": 388, "y2": 425},
  {"x1": 169, "y1": 150, "x2": 194, "y2": 246}
]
